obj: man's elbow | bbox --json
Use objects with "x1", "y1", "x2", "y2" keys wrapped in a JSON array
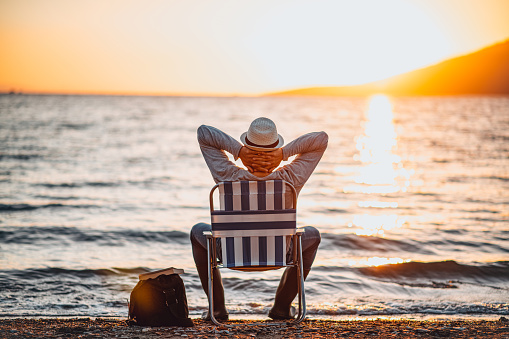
[
  {"x1": 318, "y1": 131, "x2": 329, "y2": 149},
  {"x1": 197, "y1": 125, "x2": 208, "y2": 135},
  {"x1": 197, "y1": 125, "x2": 210, "y2": 143}
]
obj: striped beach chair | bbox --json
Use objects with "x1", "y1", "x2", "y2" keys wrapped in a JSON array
[{"x1": 205, "y1": 180, "x2": 306, "y2": 325}]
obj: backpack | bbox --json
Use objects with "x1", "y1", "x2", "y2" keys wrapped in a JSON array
[{"x1": 128, "y1": 274, "x2": 194, "y2": 327}]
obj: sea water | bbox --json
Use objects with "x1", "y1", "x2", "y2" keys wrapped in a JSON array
[{"x1": 0, "y1": 94, "x2": 508, "y2": 317}]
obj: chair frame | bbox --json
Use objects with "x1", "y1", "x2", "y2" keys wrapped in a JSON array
[{"x1": 205, "y1": 180, "x2": 306, "y2": 325}]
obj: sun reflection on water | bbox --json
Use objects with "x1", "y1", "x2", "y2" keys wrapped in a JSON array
[
  {"x1": 347, "y1": 95, "x2": 412, "y2": 238},
  {"x1": 358, "y1": 201, "x2": 398, "y2": 208},
  {"x1": 348, "y1": 214, "x2": 406, "y2": 236},
  {"x1": 348, "y1": 256, "x2": 410, "y2": 267},
  {"x1": 345, "y1": 94, "x2": 413, "y2": 194}
]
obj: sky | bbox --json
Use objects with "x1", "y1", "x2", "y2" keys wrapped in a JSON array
[{"x1": 1, "y1": 0, "x2": 509, "y2": 96}]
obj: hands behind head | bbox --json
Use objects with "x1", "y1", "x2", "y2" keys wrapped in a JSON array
[{"x1": 239, "y1": 146, "x2": 283, "y2": 174}]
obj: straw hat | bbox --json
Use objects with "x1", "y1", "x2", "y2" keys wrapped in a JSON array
[{"x1": 240, "y1": 117, "x2": 284, "y2": 151}]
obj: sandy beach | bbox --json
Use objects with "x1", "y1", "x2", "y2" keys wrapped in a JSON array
[{"x1": 1, "y1": 317, "x2": 509, "y2": 338}]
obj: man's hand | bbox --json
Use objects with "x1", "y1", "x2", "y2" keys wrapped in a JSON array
[
  {"x1": 239, "y1": 146, "x2": 257, "y2": 173},
  {"x1": 254, "y1": 148, "x2": 283, "y2": 172},
  {"x1": 239, "y1": 146, "x2": 283, "y2": 174}
]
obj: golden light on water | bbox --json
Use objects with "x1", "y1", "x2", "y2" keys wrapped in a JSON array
[
  {"x1": 349, "y1": 214, "x2": 406, "y2": 237},
  {"x1": 348, "y1": 94, "x2": 413, "y2": 193},
  {"x1": 358, "y1": 201, "x2": 398, "y2": 209},
  {"x1": 347, "y1": 95, "x2": 411, "y2": 238},
  {"x1": 356, "y1": 95, "x2": 396, "y2": 166},
  {"x1": 352, "y1": 94, "x2": 415, "y2": 195},
  {"x1": 348, "y1": 257, "x2": 410, "y2": 267}
]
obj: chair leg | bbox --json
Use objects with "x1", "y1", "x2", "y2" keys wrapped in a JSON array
[
  {"x1": 294, "y1": 235, "x2": 307, "y2": 323},
  {"x1": 206, "y1": 237, "x2": 215, "y2": 324},
  {"x1": 207, "y1": 237, "x2": 222, "y2": 325},
  {"x1": 205, "y1": 236, "x2": 230, "y2": 325},
  {"x1": 270, "y1": 235, "x2": 309, "y2": 323}
]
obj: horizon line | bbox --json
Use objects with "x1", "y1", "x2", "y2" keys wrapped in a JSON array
[
  {"x1": 1, "y1": 89, "x2": 261, "y2": 98},
  {"x1": 4, "y1": 38, "x2": 508, "y2": 99}
]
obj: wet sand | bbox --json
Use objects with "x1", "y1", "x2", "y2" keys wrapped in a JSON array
[{"x1": 1, "y1": 317, "x2": 509, "y2": 338}]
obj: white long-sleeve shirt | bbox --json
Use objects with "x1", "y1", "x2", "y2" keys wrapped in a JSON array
[{"x1": 197, "y1": 125, "x2": 328, "y2": 197}]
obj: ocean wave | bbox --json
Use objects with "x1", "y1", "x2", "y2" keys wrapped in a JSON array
[
  {"x1": 34, "y1": 178, "x2": 173, "y2": 189},
  {"x1": 307, "y1": 303, "x2": 509, "y2": 316},
  {"x1": 35, "y1": 182, "x2": 120, "y2": 188},
  {"x1": 0, "y1": 266, "x2": 140, "y2": 317},
  {"x1": 34, "y1": 195, "x2": 84, "y2": 200},
  {"x1": 59, "y1": 123, "x2": 93, "y2": 130},
  {"x1": 192, "y1": 301, "x2": 509, "y2": 316},
  {"x1": 321, "y1": 233, "x2": 435, "y2": 254},
  {"x1": 461, "y1": 208, "x2": 500, "y2": 214},
  {"x1": 0, "y1": 203, "x2": 99, "y2": 212},
  {"x1": 0, "y1": 267, "x2": 148, "y2": 280},
  {"x1": 482, "y1": 175, "x2": 509, "y2": 182},
  {"x1": 410, "y1": 192, "x2": 438, "y2": 196},
  {"x1": 0, "y1": 154, "x2": 41, "y2": 161},
  {"x1": 1, "y1": 263, "x2": 508, "y2": 317},
  {"x1": 0, "y1": 226, "x2": 189, "y2": 245},
  {"x1": 358, "y1": 260, "x2": 509, "y2": 282},
  {"x1": 12, "y1": 261, "x2": 506, "y2": 290},
  {"x1": 427, "y1": 239, "x2": 509, "y2": 252}
]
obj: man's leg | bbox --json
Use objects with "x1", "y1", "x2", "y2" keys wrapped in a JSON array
[
  {"x1": 190, "y1": 222, "x2": 228, "y2": 319},
  {"x1": 269, "y1": 226, "x2": 321, "y2": 319}
]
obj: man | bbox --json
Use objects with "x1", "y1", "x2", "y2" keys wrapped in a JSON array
[{"x1": 191, "y1": 117, "x2": 328, "y2": 320}]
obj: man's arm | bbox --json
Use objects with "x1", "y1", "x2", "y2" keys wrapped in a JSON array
[
  {"x1": 277, "y1": 131, "x2": 328, "y2": 189},
  {"x1": 197, "y1": 125, "x2": 247, "y2": 183}
]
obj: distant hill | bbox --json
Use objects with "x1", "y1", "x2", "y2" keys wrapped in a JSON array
[{"x1": 268, "y1": 40, "x2": 509, "y2": 96}]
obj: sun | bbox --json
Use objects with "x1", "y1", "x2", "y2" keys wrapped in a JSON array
[{"x1": 246, "y1": 0, "x2": 453, "y2": 91}]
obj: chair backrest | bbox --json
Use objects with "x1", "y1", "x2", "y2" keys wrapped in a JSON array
[{"x1": 209, "y1": 180, "x2": 297, "y2": 268}]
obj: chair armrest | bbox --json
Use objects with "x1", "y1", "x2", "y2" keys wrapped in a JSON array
[
  {"x1": 296, "y1": 229, "x2": 305, "y2": 235},
  {"x1": 203, "y1": 231, "x2": 213, "y2": 238}
]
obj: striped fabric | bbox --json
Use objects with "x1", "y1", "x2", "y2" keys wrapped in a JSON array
[
  {"x1": 218, "y1": 180, "x2": 286, "y2": 211},
  {"x1": 211, "y1": 180, "x2": 296, "y2": 268}
]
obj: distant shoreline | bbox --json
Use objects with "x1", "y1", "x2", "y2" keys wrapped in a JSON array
[{"x1": 2, "y1": 91, "x2": 509, "y2": 98}]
